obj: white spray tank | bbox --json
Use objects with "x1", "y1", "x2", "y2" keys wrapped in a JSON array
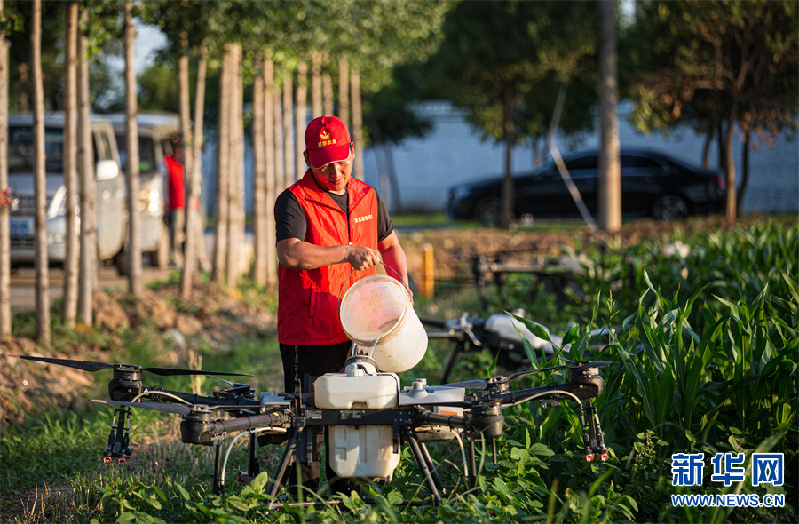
[{"x1": 313, "y1": 355, "x2": 401, "y2": 479}]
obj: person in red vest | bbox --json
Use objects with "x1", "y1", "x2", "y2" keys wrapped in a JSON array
[
  {"x1": 274, "y1": 115, "x2": 410, "y2": 495},
  {"x1": 163, "y1": 133, "x2": 187, "y2": 267}
]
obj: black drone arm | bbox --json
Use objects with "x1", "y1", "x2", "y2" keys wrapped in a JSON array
[
  {"x1": 494, "y1": 382, "x2": 572, "y2": 406},
  {"x1": 180, "y1": 409, "x2": 293, "y2": 446}
]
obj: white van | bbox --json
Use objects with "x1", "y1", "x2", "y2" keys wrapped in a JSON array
[
  {"x1": 7, "y1": 113, "x2": 127, "y2": 271},
  {"x1": 105, "y1": 112, "x2": 178, "y2": 268}
]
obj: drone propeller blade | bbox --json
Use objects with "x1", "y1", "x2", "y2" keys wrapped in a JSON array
[
  {"x1": 442, "y1": 379, "x2": 487, "y2": 389},
  {"x1": 9, "y1": 355, "x2": 114, "y2": 372},
  {"x1": 142, "y1": 367, "x2": 253, "y2": 377},
  {"x1": 8, "y1": 354, "x2": 252, "y2": 377},
  {"x1": 505, "y1": 365, "x2": 570, "y2": 381}
]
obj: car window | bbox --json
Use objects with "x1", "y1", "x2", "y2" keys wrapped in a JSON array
[
  {"x1": 566, "y1": 156, "x2": 597, "y2": 171},
  {"x1": 8, "y1": 126, "x2": 65, "y2": 172},
  {"x1": 116, "y1": 135, "x2": 157, "y2": 172},
  {"x1": 621, "y1": 155, "x2": 662, "y2": 169}
]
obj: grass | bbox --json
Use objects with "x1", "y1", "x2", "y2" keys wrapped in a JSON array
[{"x1": 1, "y1": 217, "x2": 796, "y2": 522}]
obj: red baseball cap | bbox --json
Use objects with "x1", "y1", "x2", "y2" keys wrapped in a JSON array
[{"x1": 305, "y1": 115, "x2": 352, "y2": 168}]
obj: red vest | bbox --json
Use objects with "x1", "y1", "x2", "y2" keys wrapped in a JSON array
[
  {"x1": 277, "y1": 172, "x2": 378, "y2": 345},
  {"x1": 163, "y1": 154, "x2": 186, "y2": 211}
]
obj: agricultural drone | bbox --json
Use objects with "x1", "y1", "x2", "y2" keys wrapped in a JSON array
[
  {"x1": 9, "y1": 349, "x2": 610, "y2": 508},
  {"x1": 423, "y1": 312, "x2": 611, "y2": 383}
]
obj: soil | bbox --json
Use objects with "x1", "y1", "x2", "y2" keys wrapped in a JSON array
[
  {"x1": 399, "y1": 215, "x2": 746, "y2": 282},
  {"x1": 0, "y1": 214, "x2": 780, "y2": 520}
]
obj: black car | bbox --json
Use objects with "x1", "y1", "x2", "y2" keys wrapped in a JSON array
[{"x1": 447, "y1": 149, "x2": 726, "y2": 224}]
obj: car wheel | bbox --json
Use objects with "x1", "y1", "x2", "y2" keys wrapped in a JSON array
[
  {"x1": 474, "y1": 196, "x2": 501, "y2": 225},
  {"x1": 114, "y1": 246, "x2": 130, "y2": 276},
  {"x1": 652, "y1": 195, "x2": 688, "y2": 220}
]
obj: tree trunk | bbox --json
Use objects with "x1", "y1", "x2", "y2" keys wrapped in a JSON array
[
  {"x1": 78, "y1": 6, "x2": 96, "y2": 324},
  {"x1": 717, "y1": 122, "x2": 725, "y2": 172},
  {"x1": 124, "y1": 1, "x2": 142, "y2": 295},
  {"x1": 366, "y1": 114, "x2": 401, "y2": 213},
  {"x1": 264, "y1": 52, "x2": 277, "y2": 289},
  {"x1": 351, "y1": 64, "x2": 364, "y2": 181},
  {"x1": 274, "y1": 81, "x2": 285, "y2": 193},
  {"x1": 177, "y1": 33, "x2": 193, "y2": 295},
  {"x1": 0, "y1": 0, "x2": 10, "y2": 338},
  {"x1": 598, "y1": 0, "x2": 621, "y2": 234},
  {"x1": 252, "y1": 56, "x2": 267, "y2": 286},
  {"x1": 182, "y1": 42, "x2": 208, "y2": 299},
  {"x1": 61, "y1": 1, "x2": 79, "y2": 328},
  {"x1": 723, "y1": 115, "x2": 737, "y2": 221},
  {"x1": 322, "y1": 52, "x2": 333, "y2": 115},
  {"x1": 311, "y1": 51, "x2": 322, "y2": 118},
  {"x1": 213, "y1": 44, "x2": 231, "y2": 284},
  {"x1": 338, "y1": 58, "x2": 349, "y2": 125},
  {"x1": 500, "y1": 86, "x2": 515, "y2": 230},
  {"x1": 737, "y1": 129, "x2": 750, "y2": 218},
  {"x1": 282, "y1": 74, "x2": 294, "y2": 187},
  {"x1": 17, "y1": 62, "x2": 27, "y2": 113},
  {"x1": 532, "y1": 138, "x2": 545, "y2": 168},
  {"x1": 226, "y1": 43, "x2": 244, "y2": 285},
  {"x1": 32, "y1": 0, "x2": 50, "y2": 344},
  {"x1": 702, "y1": 127, "x2": 713, "y2": 170},
  {"x1": 296, "y1": 60, "x2": 307, "y2": 183}
]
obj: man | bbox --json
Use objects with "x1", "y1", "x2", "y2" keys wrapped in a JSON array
[
  {"x1": 274, "y1": 115, "x2": 409, "y2": 494},
  {"x1": 163, "y1": 134, "x2": 187, "y2": 268}
]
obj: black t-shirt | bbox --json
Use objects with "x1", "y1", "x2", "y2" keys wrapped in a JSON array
[{"x1": 275, "y1": 185, "x2": 393, "y2": 244}]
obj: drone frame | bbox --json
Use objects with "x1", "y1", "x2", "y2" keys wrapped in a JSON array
[{"x1": 9, "y1": 353, "x2": 609, "y2": 508}]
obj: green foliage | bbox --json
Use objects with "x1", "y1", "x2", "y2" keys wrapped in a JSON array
[
  {"x1": 424, "y1": 0, "x2": 598, "y2": 146},
  {"x1": 0, "y1": 411, "x2": 113, "y2": 496},
  {"x1": 5, "y1": 219, "x2": 798, "y2": 522},
  {"x1": 623, "y1": 0, "x2": 797, "y2": 146}
]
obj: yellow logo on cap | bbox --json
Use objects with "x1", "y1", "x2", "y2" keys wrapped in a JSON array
[{"x1": 317, "y1": 128, "x2": 337, "y2": 147}]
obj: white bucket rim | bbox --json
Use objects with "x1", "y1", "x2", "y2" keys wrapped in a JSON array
[{"x1": 340, "y1": 274, "x2": 410, "y2": 345}]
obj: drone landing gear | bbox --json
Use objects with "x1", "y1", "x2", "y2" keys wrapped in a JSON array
[
  {"x1": 579, "y1": 400, "x2": 608, "y2": 462},
  {"x1": 235, "y1": 432, "x2": 262, "y2": 486},
  {"x1": 403, "y1": 427, "x2": 445, "y2": 506},
  {"x1": 102, "y1": 406, "x2": 132, "y2": 464}
]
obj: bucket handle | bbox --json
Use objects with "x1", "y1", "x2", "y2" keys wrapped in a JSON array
[{"x1": 337, "y1": 262, "x2": 410, "y2": 310}]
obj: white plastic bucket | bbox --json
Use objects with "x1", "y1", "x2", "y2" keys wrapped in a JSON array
[{"x1": 339, "y1": 274, "x2": 427, "y2": 373}]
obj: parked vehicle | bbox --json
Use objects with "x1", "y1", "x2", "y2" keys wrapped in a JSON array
[
  {"x1": 104, "y1": 112, "x2": 179, "y2": 269},
  {"x1": 7, "y1": 113, "x2": 127, "y2": 271},
  {"x1": 446, "y1": 149, "x2": 726, "y2": 224}
]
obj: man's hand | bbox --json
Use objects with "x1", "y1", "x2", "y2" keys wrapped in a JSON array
[
  {"x1": 0, "y1": 188, "x2": 12, "y2": 209},
  {"x1": 347, "y1": 246, "x2": 381, "y2": 271}
]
